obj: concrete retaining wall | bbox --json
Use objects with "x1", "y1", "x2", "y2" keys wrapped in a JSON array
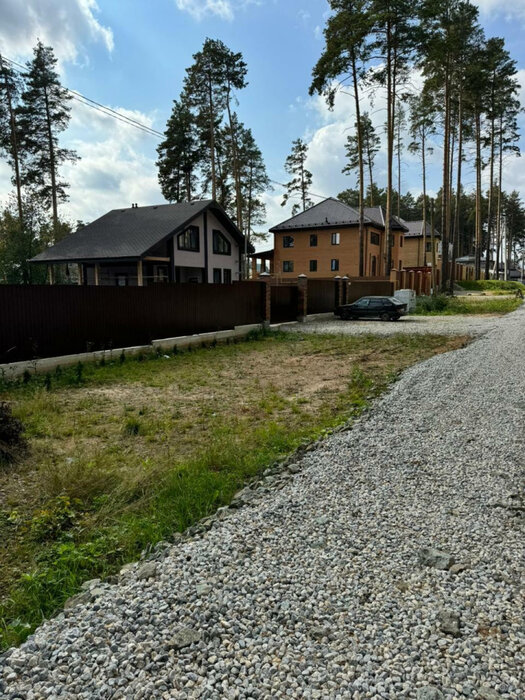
[{"x1": 0, "y1": 324, "x2": 263, "y2": 381}]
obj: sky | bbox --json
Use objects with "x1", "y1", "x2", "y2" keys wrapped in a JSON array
[{"x1": 1, "y1": 0, "x2": 525, "y2": 250}]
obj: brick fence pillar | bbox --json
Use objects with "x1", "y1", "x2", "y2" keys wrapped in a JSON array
[
  {"x1": 259, "y1": 272, "x2": 271, "y2": 326},
  {"x1": 297, "y1": 274, "x2": 308, "y2": 321},
  {"x1": 334, "y1": 276, "x2": 342, "y2": 307}
]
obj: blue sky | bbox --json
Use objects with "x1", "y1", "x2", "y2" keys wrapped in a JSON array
[{"x1": 1, "y1": 0, "x2": 525, "y2": 248}]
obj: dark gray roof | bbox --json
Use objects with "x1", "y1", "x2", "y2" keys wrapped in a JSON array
[
  {"x1": 270, "y1": 198, "x2": 407, "y2": 232},
  {"x1": 400, "y1": 219, "x2": 441, "y2": 238},
  {"x1": 31, "y1": 200, "x2": 243, "y2": 263}
]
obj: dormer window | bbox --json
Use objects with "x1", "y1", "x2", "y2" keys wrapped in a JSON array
[
  {"x1": 212, "y1": 230, "x2": 231, "y2": 255},
  {"x1": 178, "y1": 225, "x2": 199, "y2": 251},
  {"x1": 283, "y1": 235, "x2": 294, "y2": 248}
]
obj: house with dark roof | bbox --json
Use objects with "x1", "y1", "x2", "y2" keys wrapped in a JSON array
[
  {"x1": 30, "y1": 200, "x2": 245, "y2": 286},
  {"x1": 400, "y1": 219, "x2": 441, "y2": 268},
  {"x1": 266, "y1": 198, "x2": 408, "y2": 278}
]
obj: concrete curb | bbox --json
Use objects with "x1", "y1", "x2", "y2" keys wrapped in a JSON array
[{"x1": 0, "y1": 324, "x2": 264, "y2": 380}]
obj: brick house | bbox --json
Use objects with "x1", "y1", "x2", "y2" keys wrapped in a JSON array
[
  {"x1": 268, "y1": 198, "x2": 408, "y2": 279},
  {"x1": 30, "y1": 200, "x2": 245, "y2": 285},
  {"x1": 400, "y1": 219, "x2": 441, "y2": 268}
]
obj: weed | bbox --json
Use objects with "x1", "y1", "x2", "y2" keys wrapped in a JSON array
[
  {"x1": 0, "y1": 402, "x2": 26, "y2": 466},
  {"x1": 44, "y1": 374, "x2": 52, "y2": 392},
  {"x1": 75, "y1": 362, "x2": 84, "y2": 384},
  {"x1": 123, "y1": 418, "x2": 141, "y2": 436}
]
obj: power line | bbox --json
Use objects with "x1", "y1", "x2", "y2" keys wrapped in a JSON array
[
  {"x1": 2, "y1": 54, "x2": 330, "y2": 203},
  {"x1": 1, "y1": 54, "x2": 164, "y2": 138}
]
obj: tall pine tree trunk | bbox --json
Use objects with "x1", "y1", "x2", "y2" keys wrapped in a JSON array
[
  {"x1": 385, "y1": 25, "x2": 393, "y2": 274},
  {"x1": 208, "y1": 78, "x2": 216, "y2": 201},
  {"x1": 495, "y1": 118, "x2": 503, "y2": 279},
  {"x1": 422, "y1": 130, "x2": 427, "y2": 266},
  {"x1": 485, "y1": 111, "x2": 495, "y2": 279},
  {"x1": 450, "y1": 94, "x2": 463, "y2": 289},
  {"x1": 441, "y1": 75, "x2": 451, "y2": 291},
  {"x1": 352, "y1": 53, "x2": 365, "y2": 277},
  {"x1": 226, "y1": 95, "x2": 243, "y2": 234},
  {"x1": 474, "y1": 111, "x2": 482, "y2": 279},
  {"x1": 44, "y1": 87, "x2": 58, "y2": 241},
  {"x1": 1, "y1": 58, "x2": 24, "y2": 229}
]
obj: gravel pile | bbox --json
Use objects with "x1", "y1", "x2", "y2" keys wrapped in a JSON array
[
  {"x1": 279, "y1": 314, "x2": 500, "y2": 337},
  {"x1": 1, "y1": 307, "x2": 524, "y2": 699}
]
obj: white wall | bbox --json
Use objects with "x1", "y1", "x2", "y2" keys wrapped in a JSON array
[
  {"x1": 172, "y1": 210, "x2": 241, "y2": 282},
  {"x1": 206, "y1": 210, "x2": 240, "y2": 281}
]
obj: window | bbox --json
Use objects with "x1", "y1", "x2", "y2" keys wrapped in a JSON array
[
  {"x1": 355, "y1": 298, "x2": 370, "y2": 307},
  {"x1": 178, "y1": 225, "x2": 199, "y2": 251},
  {"x1": 283, "y1": 261, "x2": 294, "y2": 272},
  {"x1": 213, "y1": 268, "x2": 222, "y2": 284},
  {"x1": 223, "y1": 268, "x2": 232, "y2": 284},
  {"x1": 370, "y1": 232, "x2": 380, "y2": 246},
  {"x1": 309, "y1": 260, "x2": 317, "y2": 272},
  {"x1": 331, "y1": 259, "x2": 339, "y2": 272},
  {"x1": 331, "y1": 232, "x2": 340, "y2": 245},
  {"x1": 283, "y1": 235, "x2": 294, "y2": 248},
  {"x1": 426, "y1": 242, "x2": 432, "y2": 252},
  {"x1": 399, "y1": 260, "x2": 403, "y2": 270},
  {"x1": 310, "y1": 234, "x2": 318, "y2": 247},
  {"x1": 115, "y1": 274, "x2": 128, "y2": 287},
  {"x1": 369, "y1": 299, "x2": 384, "y2": 308},
  {"x1": 212, "y1": 230, "x2": 231, "y2": 255},
  {"x1": 400, "y1": 236, "x2": 403, "y2": 247}
]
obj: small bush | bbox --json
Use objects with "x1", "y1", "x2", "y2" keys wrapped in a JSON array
[
  {"x1": 30, "y1": 495, "x2": 82, "y2": 542},
  {"x1": 0, "y1": 402, "x2": 26, "y2": 466},
  {"x1": 124, "y1": 418, "x2": 141, "y2": 436},
  {"x1": 415, "y1": 295, "x2": 450, "y2": 313}
]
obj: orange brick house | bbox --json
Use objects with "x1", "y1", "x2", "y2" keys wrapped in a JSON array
[
  {"x1": 400, "y1": 219, "x2": 441, "y2": 268},
  {"x1": 267, "y1": 198, "x2": 408, "y2": 279}
]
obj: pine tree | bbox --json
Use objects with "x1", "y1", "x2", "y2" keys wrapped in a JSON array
[
  {"x1": 18, "y1": 42, "x2": 77, "y2": 242},
  {"x1": 281, "y1": 138, "x2": 313, "y2": 216},
  {"x1": 369, "y1": 0, "x2": 414, "y2": 272},
  {"x1": 311, "y1": 0, "x2": 373, "y2": 276},
  {"x1": 408, "y1": 91, "x2": 436, "y2": 264},
  {"x1": 0, "y1": 56, "x2": 24, "y2": 230},
  {"x1": 342, "y1": 112, "x2": 380, "y2": 206},
  {"x1": 156, "y1": 99, "x2": 201, "y2": 202}
]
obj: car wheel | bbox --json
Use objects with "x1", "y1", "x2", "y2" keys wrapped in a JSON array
[
  {"x1": 380, "y1": 312, "x2": 390, "y2": 322},
  {"x1": 392, "y1": 315, "x2": 400, "y2": 321}
]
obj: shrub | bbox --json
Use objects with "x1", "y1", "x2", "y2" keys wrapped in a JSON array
[
  {"x1": 0, "y1": 402, "x2": 26, "y2": 466},
  {"x1": 30, "y1": 495, "x2": 82, "y2": 542},
  {"x1": 458, "y1": 279, "x2": 525, "y2": 292},
  {"x1": 416, "y1": 295, "x2": 450, "y2": 313}
]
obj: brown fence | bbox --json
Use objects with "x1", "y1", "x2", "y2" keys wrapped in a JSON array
[
  {"x1": 343, "y1": 278, "x2": 394, "y2": 304},
  {"x1": 0, "y1": 282, "x2": 265, "y2": 363},
  {"x1": 270, "y1": 285, "x2": 298, "y2": 323},
  {"x1": 307, "y1": 280, "x2": 338, "y2": 314}
]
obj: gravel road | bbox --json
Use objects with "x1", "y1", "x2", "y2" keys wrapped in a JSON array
[
  {"x1": 1, "y1": 308, "x2": 524, "y2": 699},
  {"x1": 277, "y1": 313, "x2": 501, "y2": 337}
]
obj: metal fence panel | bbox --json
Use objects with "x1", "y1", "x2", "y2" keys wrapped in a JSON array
[{"x1": 0, "y1": 282, "x2": 265, "y2": 363}]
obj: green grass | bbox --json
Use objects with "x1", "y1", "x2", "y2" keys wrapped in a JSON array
[
  {"x1": 413, "y1": 294, "x2": 523, "y2": 315},
  {"x1": 0, "y1": 330, "x2": 467, "y2": 649},
  {"x1": 457, "y1": 279, "x2": 525, "y2": 294}
]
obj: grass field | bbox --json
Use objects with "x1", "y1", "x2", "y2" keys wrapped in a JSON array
[
  {"x1": 0, "y1": 330, "x2": 467, "y2": 649},
  {"x1": 414, "y1": 295, "x2": 522, "y2": 315}
]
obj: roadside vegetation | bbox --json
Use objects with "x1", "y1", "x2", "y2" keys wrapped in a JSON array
[
  {"x1": 456, "y1": 280, "x2": 525, "y2": 295},
  {"x1": 0, "y1": 330, "x2": 467, "y2": 649},
  {"x1": 414, "y1": 294, "x2": 522, "y2": 315}
]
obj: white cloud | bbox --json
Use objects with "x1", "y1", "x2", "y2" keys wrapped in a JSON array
[
  {"x1": 174, "y1": 0, "x2": 260, "y2": 21},
  {"x1": 0, "y1": 0, "x2": 113, "y2": 64},
  {"x1": 474, "y1": 0, "x2": 525, "y2": 19},
  {"x1": 58, "y1": 101, "x2": 162, "y2": 223}
]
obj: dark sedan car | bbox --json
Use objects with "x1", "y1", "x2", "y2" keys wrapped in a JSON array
[{"x1": 335, "y1": 296, "x2": 407, "y2": 321}]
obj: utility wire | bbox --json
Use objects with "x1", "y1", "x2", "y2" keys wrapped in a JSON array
[
  {"x1": 1, "y1": 55, "x2": 164, "y2": 138},
  {"x1": 2, "y1": 54, "x2": 330, "y2": 203}
]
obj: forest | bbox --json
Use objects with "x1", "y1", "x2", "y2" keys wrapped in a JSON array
[{"x1": 1, "y1": 0, "x2": 524, "y2": 287}]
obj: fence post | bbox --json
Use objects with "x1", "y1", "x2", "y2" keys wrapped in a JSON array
[
  {"x1": 259, "y1": 272, "x2": 271, "y2": 326},
  {"x1": 390, "y1": 268, "x2": 399, "y2": 291},
  {"x1": 334, "y1": 276, "x2": 342, "y2": 307},
  {"x1": 416, "y1": 271, "x2": 422, "y2": 295},
  {"x1": 297, "y1": 274, "x2": 308, "y2": 321}
]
